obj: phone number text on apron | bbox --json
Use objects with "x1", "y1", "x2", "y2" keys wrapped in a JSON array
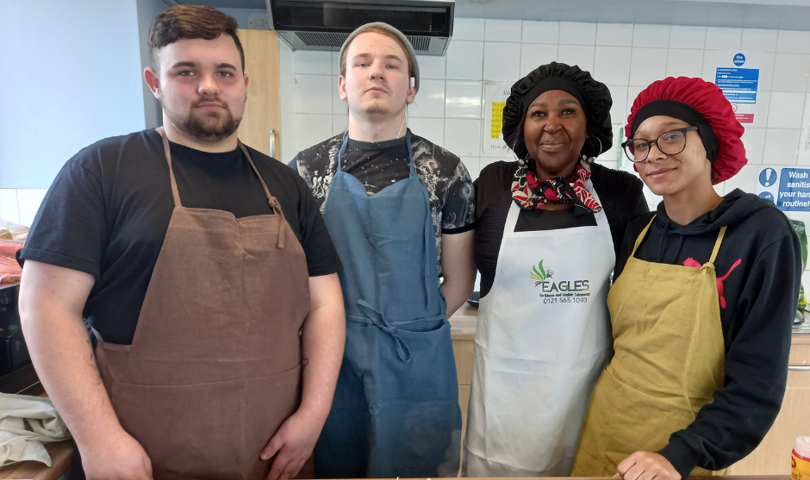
[{"x1": 535, "y1": 280, "x2": 591, "y2": 304}]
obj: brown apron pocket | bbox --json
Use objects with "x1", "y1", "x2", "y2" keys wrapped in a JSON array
[
  {"x1": 111, "y1": 378, "x2": 245, "y2": 480},
  {"x1": 242, "y1": 363, "x2": 303, "y2": 479}
]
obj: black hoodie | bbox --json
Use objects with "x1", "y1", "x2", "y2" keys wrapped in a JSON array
[{"x1": 614, "y1": 188, "x2": 802, "y2": 479}]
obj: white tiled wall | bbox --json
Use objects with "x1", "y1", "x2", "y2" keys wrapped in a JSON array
[
  {"x1": 4, "y1": 18, "x2": 810, "y2": 230},
  {"x1": 277, "y1": 18, "x2": 810, "y2": 287},
  {"x1": 285, "y1": 18, "x2": 810, "y2": 196}
]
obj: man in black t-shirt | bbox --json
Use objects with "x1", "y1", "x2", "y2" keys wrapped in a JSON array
[{"x1": 18, "y1": 6, "x2": 344, "y2": 480}]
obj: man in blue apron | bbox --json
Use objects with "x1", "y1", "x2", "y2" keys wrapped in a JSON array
[{"x1": 291, "y1": 22, "x2": 477, "y2": 478}]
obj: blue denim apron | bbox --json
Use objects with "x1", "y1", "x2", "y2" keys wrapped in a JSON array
[{"x1": 314, "y1": 132, "x2": 462, "y2": 478}]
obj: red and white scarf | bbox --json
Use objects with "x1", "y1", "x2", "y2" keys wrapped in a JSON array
[{"x1": 511, "y1": 158, "x2": 602, "y2": 213}]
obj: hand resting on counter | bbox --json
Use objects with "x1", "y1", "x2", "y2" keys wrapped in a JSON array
[{"x1": 614, "y1": 451, "x2": 681, "y2": 480}]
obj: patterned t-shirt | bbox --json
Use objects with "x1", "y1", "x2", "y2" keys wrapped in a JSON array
[{"x1": 290, "y1": 130, "x2": 476, "y2": 276}]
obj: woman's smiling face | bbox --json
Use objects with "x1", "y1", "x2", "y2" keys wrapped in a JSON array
[
  {"x1": 632, "y1": 115, "x2": 713, "y2": 197},
  {"x1": 523, "y1": 89, "x2": 588, "y2": 180}
]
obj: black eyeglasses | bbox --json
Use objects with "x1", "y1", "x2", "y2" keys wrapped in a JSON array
[{"x1": 622, "y1": 126, "x2": 699, "y2": 163}]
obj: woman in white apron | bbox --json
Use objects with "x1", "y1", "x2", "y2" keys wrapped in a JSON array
[{"x1": 462, "y1": 62, "x2": 649, "y2": 477}]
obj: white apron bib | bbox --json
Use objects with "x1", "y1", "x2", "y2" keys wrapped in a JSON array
[{"x1": 462, "y1": 181, "x2": 615, "y2": 477}]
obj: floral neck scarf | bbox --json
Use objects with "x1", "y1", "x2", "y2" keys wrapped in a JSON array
[{"x1": 511, "y1": 157, "x2": 602, "y2": 213}]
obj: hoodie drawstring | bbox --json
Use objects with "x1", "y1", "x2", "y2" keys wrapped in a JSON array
[{"x1": 657, "y1": 220, "x2": 670, "y2": 263}]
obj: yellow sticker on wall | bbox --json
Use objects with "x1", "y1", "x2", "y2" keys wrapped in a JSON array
[{"x1": 491, "y1": 101, "x2": 506, "y2": 139}]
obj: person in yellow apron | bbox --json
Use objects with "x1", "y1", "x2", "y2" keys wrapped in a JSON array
[{"x1": 572, "y1": 76, "x2": 802, "y2": 480}]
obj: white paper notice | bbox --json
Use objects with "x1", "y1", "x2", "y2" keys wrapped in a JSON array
[
  {"x1": 482, "y1": 81, "x2": 515, "y2": 159},
  {"x1": 714, "y1": 51, "x2": 763, "y2": 124}
]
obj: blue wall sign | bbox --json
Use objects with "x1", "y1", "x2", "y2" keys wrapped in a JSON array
[
  {"x1": 716, "y1": 67, "x2": 759, "y2": 104},
  {"x1": 759, "y1": 168, "x2": 777, "y2": 187},
  {"x1": 757, "y1": 167, "x2": 810, "y2": 212}
]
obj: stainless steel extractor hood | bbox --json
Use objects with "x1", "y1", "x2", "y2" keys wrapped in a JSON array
[{"x1": 266, "y1": 0, "x2": 454, "y2": 55}]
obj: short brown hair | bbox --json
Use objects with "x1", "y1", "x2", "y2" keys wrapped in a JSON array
[
  {"x1": 148, "y1": 5, "x2": 245, "y2": 72},
  {"x1": 340, "y1": 28, "x2": 413, "y2": 78}
]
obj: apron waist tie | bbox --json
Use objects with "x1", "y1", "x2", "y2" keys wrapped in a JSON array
[{"x1": 356, "y1": 300, "x2": 412, "y2": 362}]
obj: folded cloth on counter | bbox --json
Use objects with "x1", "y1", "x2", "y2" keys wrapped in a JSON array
[
  {"x1": 0, "y1": 255, "x2": 22, "y2": 284},
  {"x1": 0, "y1": 393, "x2": 71, "y2": 467}
]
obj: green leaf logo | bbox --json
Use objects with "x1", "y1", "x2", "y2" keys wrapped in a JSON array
[{"x1": 530, "y1": 260, "x2": 546, "y2": 281}]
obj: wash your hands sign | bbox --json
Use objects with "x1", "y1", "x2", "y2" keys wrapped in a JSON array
[{"x1": 756, "y1": 167, "x2": 810, "y2": 211}]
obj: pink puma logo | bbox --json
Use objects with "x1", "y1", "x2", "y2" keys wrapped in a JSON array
[
  {"x1": 682, "y1": 258, "x2": 702, "y2": 268},
  {"x1": 683, "y1": 257, "x2": 742, "y2": 308}
]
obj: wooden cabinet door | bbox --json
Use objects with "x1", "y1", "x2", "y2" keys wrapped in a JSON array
[
  {"x1": 729, "y1": 342, "x2": 810, "y2": 474},
  {"x1": 453, "y1": 337, "x2": 474, "y2": 386},
  {"x1": 453, "y1": 335, "x2": 475, "y2": 473},
  {"x1": 237, "y1": 29, "x2": 282, "y2": 160}
]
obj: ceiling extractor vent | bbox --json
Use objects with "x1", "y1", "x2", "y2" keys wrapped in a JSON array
[
  {"x1": 296, "y1": 31, "x2": 349, "y2": 47},
  {"x1": 267, "y1": 0, "x2": 454, "y2": 56}
]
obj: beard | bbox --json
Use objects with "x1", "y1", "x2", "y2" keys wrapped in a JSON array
[{"x1": 165, "y1": 96, "x2": 243, "y2": 143}]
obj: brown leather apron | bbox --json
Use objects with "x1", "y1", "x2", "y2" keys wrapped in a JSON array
[{"x1": 93, "y1": 131, "x2": 311, "y2": 479}]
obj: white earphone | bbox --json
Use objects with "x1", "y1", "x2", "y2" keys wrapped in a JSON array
[{"x1": 410, "y1": 77, "x2": 415, "y2": 87}]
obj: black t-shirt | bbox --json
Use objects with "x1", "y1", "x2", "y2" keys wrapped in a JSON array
[
  {"x1": 19, "y1": 129, "x2": 342, "y2": 345},
  {"x1": 318, "y1": 136, "x2": 412, "y2": 196},
  {"x1": 290, "y1": 131, "x2": 476, "y2": 276},
  {"x1": 474, "y1": 161, "x2": 649, "y2": 298}
]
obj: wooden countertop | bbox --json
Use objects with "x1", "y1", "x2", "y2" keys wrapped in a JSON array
[
  {"x1": 315, "y1": 476, "x2": 790, "y2": 480},
  {"x1": 0, "y1": 460, "x2": 789, "y2": 480},
  {"x1": 355, "y1": 478, "x2": 790, "y2": 480},
  {"x1": 0, "y1": 440, "x2": 72, "y2": 480},
  {"x1": 323, "y1": 478, "x2": 790, "y2": 480},
  {"x1": 0, "y1": 446, "x2": 791, "y2": 480},
  {"x1": 449, "y1": 304, "x2": 478, "y2": 341}
]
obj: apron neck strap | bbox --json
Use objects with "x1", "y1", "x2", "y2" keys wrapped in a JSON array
[
  {"x1": 159, "y1": 129, "x2": 281, "y2": 209},
  {"x1": 505, "y1": 200, "x2": 522, "y2": 233},
  {"x1": 336, "y1": 133, "x2": 349, "y2": 171},
  {"x1": 238, "y1": 141, "x2": 287, "y2": 249},
  {"x1": 708, "y1": 226, "x2": 727, "y2": 264},
  {"x1": 238, "y1": 142, "x2": 284, "y2": 216},
  {"x1": 159, "y1": 129, "x2": 287, "y2": 249},
  {"x1": 160, "y1": 129, "x2": 183, "y2": 208},
  {"x1": 631, "y1": 215, "x2": 657, "y2": 257},
  {"x1": 405, "y1": 131, "x2": 416, "y2": 176}
]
